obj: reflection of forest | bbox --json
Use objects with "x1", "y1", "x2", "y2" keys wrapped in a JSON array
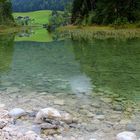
[
  {"x1": 0, "y1": 34, "x2": 15, "y2": 73},
  {"x1": 72, "y1": 39, "x2": 140, "y2": 98}
]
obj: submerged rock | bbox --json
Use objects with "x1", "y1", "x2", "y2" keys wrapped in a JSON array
[
  {"x1": 116, "y1": 131, "x2": 137, "y2": 140},
  {"x1": 126, "y1": 124, "x2": 136, "y2": 131},
  {"x1": 53, "y1": 99, "x2": 65, "y2": 106},
  {"x1": 100, "y1": 97, "x2": 112, "y2": 103},
  {"x1": 9, "y1": 108, "x2": 26, "y2": 118},
  {"x1": 113, "y1": 104, "x2": 124, "y2": 111}
]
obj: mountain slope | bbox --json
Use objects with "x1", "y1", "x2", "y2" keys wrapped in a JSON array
[{"x1": 12, "y1": 0, "x2": 71, "y2": 12}]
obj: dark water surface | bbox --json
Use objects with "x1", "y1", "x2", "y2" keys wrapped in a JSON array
[{"x1": 0, "y1": 32, "x2": 140, "y2": 102}]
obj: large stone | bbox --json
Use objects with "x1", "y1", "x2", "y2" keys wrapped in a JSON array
[
  {"x1": 61, "y1": 113, "x2": 73, "y2": 124},
  {"x1": 35, "y1": 108, "x2": 61, "y2": 123},
  {"x1": 9, "y1": 108, "x2": 26, "y2": 118},
  {"x1": 116, "y1": 131, "x2": 137, "y2": 140},
  {"x1": 35, "y1": 108, "x2": 73, "y2": 124}
]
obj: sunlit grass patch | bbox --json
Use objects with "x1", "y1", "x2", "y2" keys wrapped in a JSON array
[{"x1": 13, "y1": 10, "x2": 52, "y2": 25}]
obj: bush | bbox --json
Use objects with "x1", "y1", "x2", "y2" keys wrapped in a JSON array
[
  {"x1": 136, "y1": 22, "x2": 140, "y2": 28},
  {"x1": 46, "y1": 10, "x2": 71, "y2": 32},
  {"x1": 113, "y1": 17, "x2": 129, "y2": 28}
]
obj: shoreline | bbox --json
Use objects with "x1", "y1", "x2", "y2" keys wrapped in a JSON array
[
  {"x1": 58, "y1": 25, "x2": 140, "y2": 40},
  {"x1": 0, "y1": 25, "x2": 41, "y2": 35},
  {"x1": 0, "y1": 88, "x2": 140, "y2": 140},
  {"x1": 0, "y1": 25, "x2": 21, "y2": 34}
]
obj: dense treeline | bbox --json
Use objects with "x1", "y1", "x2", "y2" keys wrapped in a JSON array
[
  {"x1": 0, "y1": 0, "x2": 13, "y2": 24},
  {"x1": 72, "y1": 0, "x2": 140, "y2": 24},
  {"x1": 12, "y1": 0, "x2": 72, "y2": 12}
]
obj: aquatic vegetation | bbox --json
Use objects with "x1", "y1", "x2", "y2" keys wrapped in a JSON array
[
  {"x1": 59, "y1": 26, "x2": 140, "y2": 40},
  {"x1": 0, "y1": 34, "x2": 15, "y2": 72}
]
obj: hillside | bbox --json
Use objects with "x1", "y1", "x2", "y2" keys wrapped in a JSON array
[
  {"x1": 12, "y1": 0, "x2": 72, "y2": 12},
  {"x1": 13, "y1": 10, "x2": 52, "y2": 25}
]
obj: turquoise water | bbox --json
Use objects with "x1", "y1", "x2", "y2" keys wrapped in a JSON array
[{"x1": 0, "y1": 31, "x2": 140, "y2": 101}]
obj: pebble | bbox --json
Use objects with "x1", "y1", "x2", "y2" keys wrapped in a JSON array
[
  {"x1": 0, "y1": 119, "x2": 8, "y2": 129},
  {"x1": 96, "y1": 115, "x2": 105, "y2": 120},
  {"x1": 9, "y1": 108, "x2": 26, "y2": 118},
  {"x1": 126, "y1": 123, "x2": 136, "y2": 131},
  {"x1": 61, "y1": 112, "x2": 73, "y2": 124},
  {"x1": 91, "y1": 102, "x2": 101, "y2": 108},
  {"x1": 35, "y1": 108, "x2": 61, "y2": 123},
  {"x1": 100, "y1": 97, "x2": 112, "y2": 103},
  {"x1": 120, "y1": 119, "x2": 131, "y2": 125},
  {"x1": 40, "y1": 123, "x2": 58, "y2": 129},
  {"x1": 32, "y1": 125, "x2": 41, "y2": 134},
  {"x1": 116, "y1": 131, "x2": 137, "y2": 140},
  {"x1": 113, "y1": 104, "x2": 124, "y2": 111},
  {"x1": 53, "y1": 100, "x2": 65, "y2": 106},
  {"x1": 0, "y1": 104, "x2": 5, "y2": 109}
]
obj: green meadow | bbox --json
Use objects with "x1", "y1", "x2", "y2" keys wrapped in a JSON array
[
  {"x1": 15, "y1": 28, "x2": 53, "y2": 42},
  {"x1": 13, "y1": 10, "x2": 52, "y2": 25}
]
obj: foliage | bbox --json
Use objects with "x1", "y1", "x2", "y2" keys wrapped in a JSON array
[
  {"x1": 0, "y1": 0, "x2": 14, "y2": 24},
  {"x1": 45, "y1": 10, "x2": 71, "y2": 32},
  {"x1": 14, "y1": 16, "x2": 35, "y2": 26},
  {"x1": 72, "y1": 0, "x2": 140, "y2": 25},
  {"x1": 0, "y1": 34, "x2": 15, "y2": 72}
]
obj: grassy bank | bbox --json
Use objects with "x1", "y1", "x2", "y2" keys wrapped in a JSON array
[
  {"x1": 58, "y1": 25, "x2": 140, "y2": 40},
  {"x1": 0, "y1": 25, "x2": 21, "y2": 34}
]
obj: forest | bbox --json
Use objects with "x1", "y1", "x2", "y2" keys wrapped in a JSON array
[
  {"x1": 0, "y1": 0, "x2": 140, "y2": 26},
  {"x1": 11, "y1": 0, "x2": 72, "y2": 12},
  {"x1": 0, "y1": 0, "x2": 13, "y2": 24},
  {"x1": 72, "y1": 0, "x2": 140, "y2": 24}
]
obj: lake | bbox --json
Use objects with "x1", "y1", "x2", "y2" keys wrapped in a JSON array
[{"x1": 0, "y1": 28, "x2": 140, "y2": 139}]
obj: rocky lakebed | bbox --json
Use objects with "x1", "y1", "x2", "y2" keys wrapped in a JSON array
[{"x1": 0, "y1": 87, "x2": 140, "y2": 140}]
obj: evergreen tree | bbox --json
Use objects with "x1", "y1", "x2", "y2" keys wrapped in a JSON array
[
  {"x1": 72, "y1": 0, "x2": 140, "y2": 24},
  {"x1": 0, "y1": 0, "x2": 13, "y2": 24}
]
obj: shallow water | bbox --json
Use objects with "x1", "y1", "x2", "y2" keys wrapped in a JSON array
[
  {"x1": 0, "y1": 29, "x2": 140, "y2": 139},
  {"x1": 0, "y1": 30, "x2": 140, "y2": 100}
]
